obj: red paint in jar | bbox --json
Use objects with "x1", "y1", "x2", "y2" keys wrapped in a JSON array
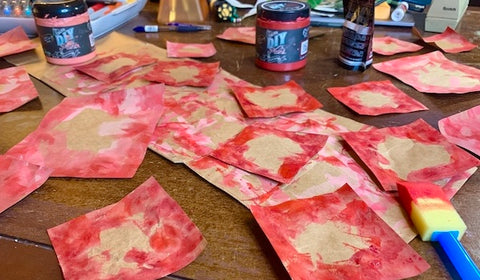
[
  {"x1": 33, "y1": 0, "x2": 96, "y2": 65},
  {"x1": 255, "y1": 1, "x2": 310, "y2": 72}
]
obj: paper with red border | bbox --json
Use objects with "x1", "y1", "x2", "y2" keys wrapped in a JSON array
[
  {"x1": 166, "y1": 41, "x2": 216, "y2": 58},
  {"x1": 0, "y1": 26, "x2": 37, "y2": 57},
  {"x1": 372, "y1": 36, "x2": 423, "y2": 55},
  {"x1": 144, "y1": 60, "x2": 220, "y2": 87}
]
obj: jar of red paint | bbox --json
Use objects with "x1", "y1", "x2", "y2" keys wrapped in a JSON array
[
  {"x1": 255, "y1": 1, "x2": 310, "y2": 72},
  {"x1": 33, "y1": 0, "x2": 96, "y2": 65}
]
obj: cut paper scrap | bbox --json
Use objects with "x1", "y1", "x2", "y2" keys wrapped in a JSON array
[
  {"x1": 327, "y1": 80, "x2": 428, "y2": 115},
  {"x1": 216, "y1": 27, "x2": 256, "y2": 45},
  {"x1": 0, "y1": 26, "x2": 37, "y2": 57},
  {"x1": 5, "y1": 84, "x2": 165, "y2": 178},
  {"x1": 47, "y1": 176, "x2": 206, "y2": 280},
  {"x1": 250, "y1": 184, "x2": 431, "y2": 280},
  {"x1": 166, "y1": 41, "x2": 216, "y2": 58},
  {"x1": 0, "y1": 66, "x2": 39, "y2": 113},
  {"x1": 0, "y1": 155, "x2": 51, "y2": 214},
  {"x1": 144, "y1": 60, "x2": 220, "y2": 87},
  {"x1": 186, "y1": 156, "x2": 281, "y2": 208},
  {"x1": 74, "y1": 52, "x2": 157, "y2": 83},
  {"x1": 413, "y1": 26, "x2": 477, "y2": 53},
  {"x1": 373, "y1": 51, "x2": 480, "y2": 94},
  {"x1": 231, "y1": 80, "x2": 323, "y2": 118},
  {"x1": 209, "y1": 125, "x2": 328, "y2": 184},
  {"x1": 342, "y1": 119, "x2": 480, "y2": 191},
  {"x1": 372, "y1": 36, "x2": 423, "y2": 55},
  {"x1": 438, "y1": 105, "x2": 480, "y2": 156}
]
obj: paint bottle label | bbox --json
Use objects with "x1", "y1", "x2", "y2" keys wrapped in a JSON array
[{"x1": 256, "y1": 26, "x2": 309, "y2": 65}]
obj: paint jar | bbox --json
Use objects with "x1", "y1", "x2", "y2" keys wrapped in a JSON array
[
  {"x1": 338, "y1": 0, "x2": 374, "y2": 71},
  {"x1": 33, "y1": 0, "x2": 96, "y2": 65},
  {"x1": 391, "y1": 1, "x2": 409, "y2": 22},
  {"x1": 255, "y1": 1, "x2": 310, "y2": 72}
]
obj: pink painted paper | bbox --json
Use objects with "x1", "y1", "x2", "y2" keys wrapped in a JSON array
[
  {"x1": 327, "y1": 80, "x2": 428, "y2": 115},
  {"x1": 438, "y1": 105, "x2": 480, "y2": 156},
  {"x1": 342, "y1": 119, "x2": 480, "y2": 191},
  {"x1": 372, "y1": 36, "x2": 423, "y2": 55},
  {"x1": 231, "y1": 80, "x2": 323, "y2": 118},
  {"x1": 5, "y1": 84, "x2": 164, "y2": 178},
  {"x1": 250, "y1": 184, "x2": 430, "y2": 280},
  {"x1": 74, "y1": 53, "x2": 157, "y2": 83},
  {"x1": 0, "y1": 66, "x2": 39, "y2": 112},
  {"x1": 166, "y1": 41, "x2": 216, "y2": 58},
  {"x1": 373, "y1": 51, "x2": 480, "y2": 94},
  {"x1": 216, "y1": 27, "x2": 256, "y2": 45},
  {"x1": 47, "y1": 176, "x2": 206, "y2": 280},
  {"x1": 0, "y1": 155, "x2": 51, "y2": 214},
  {"x1": 0, "y1": 26, "x2": 37, "y2": 57},
  {"x1": 144, "y1": 60, "x2": 220, "y2": 87},
  {"x1": 416, "y1": 27, "x2": 477, "y2": 53},
  {"x1": 209, "y1": 125, "x2": 328, "y2": 184}
]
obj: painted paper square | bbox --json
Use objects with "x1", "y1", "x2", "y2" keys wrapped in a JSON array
[
  {"x1": 144, "y1": 60, "x2": 220, "y2": 87},
  {"x1": 5, "y1": 84, "x2": 164, "y2": 178},
  {"x1": 0, "y1": 26, "x2": 37, "y2": 57},
  {"x1": 342, "y1": 119, "x2": 480, "y2": 191},
  {"x1": 166, "y1": 41, "x2": 216, "y2": 58},
  {"x1": 47, "y1": 176, "x2": 206, "y2": 280},
  {"x1": 209, "y1": 125, "x2": 328, "y2": 184},
  {"x1": 231, "y1": 80, "x2": 322, "y2": 118},
  {"x1": 0, "y1": 66, "x2": 39, "y2": 112},
  {"x1": 327, "y1": 80, "x2": 427, "y2": 115},
  {"x1": 415, "y1": 27, "x2": 477, "y2": 53},
  {"x1": 216, "y1": 27, "x2": 256, "y2": 45},
  {"x1": 372, "y1": 36, "x2": 423, "y2": 55},
  {"x1": 250, "y1": 184, "x2": 430, "y2": 280},
  {"x1": 373, "y1": 51, "x2": 480, "y2": 94}
]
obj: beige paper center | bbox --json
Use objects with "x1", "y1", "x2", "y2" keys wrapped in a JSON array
[
  {"x1": 180, "y1": 46, "x2": 203, "y2": 54},
  {"x1": 435, "y1": 39, "x2": 462, "y2": 50},
  {"x1": 97, "y1": 57, "x2": 137, "y2": 74},
  {"x1": 377, "y1": 135, "x2": 451, "y2": 179},
  {"x1": 168, "y1": 66, "x2": 200, "y2": 83},
  {"x1": 54, "y1": 108, "x2": 121, "y2": 152},
  {"x1": 245, "y1": 88, "x2": 298, "y2": 109},
  {"x1": 356, "y1": 90, "x2": 396, "y2": 108},
  {"x1": 414, "y1": 64, "x2": 480, "y2": 88},
  {"x1": 379, "y1": 42, "x2": 400, "y2": 52},
  {"x1": 200, "y1": 116, "x2": 245, "y2": 147},
  {"x1": 293, "y1": 221, "x2": 370, "y2": 265},
  {"x1": 244, "y1": 134, "x2": 303, "y2": 173}
]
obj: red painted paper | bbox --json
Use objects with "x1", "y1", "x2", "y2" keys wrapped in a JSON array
[
  {"x1": 438, "y1": 105, "x2": 480, "y2": 156},
  {"x1": 0, "y1": 26, "x2": 37, "y2": 57},
  {"x1": 0, "y1": 66, "x2": 39, "y2": 112},
  {"x1": 209, "y1": 125, "x2": 328, "y2": 184},
  {"x1": 250, "y1": 184, "x2": 430, "y2": 280},
  {"x1": 74, "y1": 52, "x2": 157, "y2": 83},
  {"x1": 144, "y1": 60, "x2": 220, "y2": 87},
  {"x1": 327, "y1": 80, "x2": 427, "y2": 115},
  {"x1": 166, "y1": 41, "x2": 216, "y2": 58},
  {"x1": 231, "y1": 80, "x2": 322, "y2": 118},
  {"x1": 0, "y1": 155, "x2": 51, "y2": 214},
  {"x1": 216, "y1": 27, "x2": 256, "y2": 45},
  {"x1": 342, "y1": 119, "x2": 480, "y2": 191},
  {"x1": 372, "y1": 36, "x2": 423, "y2": 55},
  {"x1": 5, "y1": 84, "x2": 164, "y2": 178},
  {"x1": 417, "y1": 26, "x2": 477, "y2": 53},
  {"x1": 47, "y1": 176, "x2": 206, "y2": 280},
  {"x1": 373, "y1": 51, "x2": 480, "y2": 94}
]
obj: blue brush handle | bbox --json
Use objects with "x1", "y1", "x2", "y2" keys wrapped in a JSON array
[{"x1": 435, "y1": 231, "x2": 480, "y2": 280}]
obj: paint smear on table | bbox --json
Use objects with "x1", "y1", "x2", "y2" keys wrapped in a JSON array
[
  {"x1": 47, "y1": 176, "x2": 206, "y2": 280},
  {"x1": 5, "y1": 84, "x2": 164, "y2": 178},
  {"x1": 413, "y1": 27, "x2": 477, "y2": 53},
  {"x1": 372, "y1": 36, "x2": 423, "y2": 55},
  {"x1": 0, "y1": 26, "x2": 37, "y2": 57},
  {"x1": 342, "y1": 119, "x2": 480, "y2": 191},
  {"x1": 231, "y1": 80, "x2": 322, "y2": 118},
  {"x1": 373, "y1": 51, "x2": 480, "y2": 93},
  {"x1": 0, "y1": 66, "x2": 39, "y2": 112},
  {"x1": 0, "y1": 155, "x2": 51, "y2": 214},
  {"x1": 327, "y1": 80, "x2": 427, "y2": 115},
  {"x1": 144, "y1": 60, "x2": 220, "y2": 87},
  {"x1": 166, "y1": 41, "x2": 216, "y2": 58},
  {"x1": 209, "y1": 125, "x2": 328, "y2": 184},
  {"x1": 250, "y1": 184, "x2": 430, "y2": 280},
  {"x1": 74, "y1": 52, "x2": 157, "y2": 83},
  {"x1": 438, "y1": 105, "x2": 480, "y2": 156},
  {"x1": 216, "y1": 27, "x2": 256, "y2": 45}
]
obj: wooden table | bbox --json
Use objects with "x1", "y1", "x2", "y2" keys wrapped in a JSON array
[{"x1": 1, "y1": 2, "x2": 479, "y2": 279}]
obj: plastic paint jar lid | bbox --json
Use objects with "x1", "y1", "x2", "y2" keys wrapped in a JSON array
[
  {"x1": 33, "y1": 0, "x2": 96, "y2": 65},
  {"x1": 255, "y1": 1, "x2": 310, "y2": 72}
]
